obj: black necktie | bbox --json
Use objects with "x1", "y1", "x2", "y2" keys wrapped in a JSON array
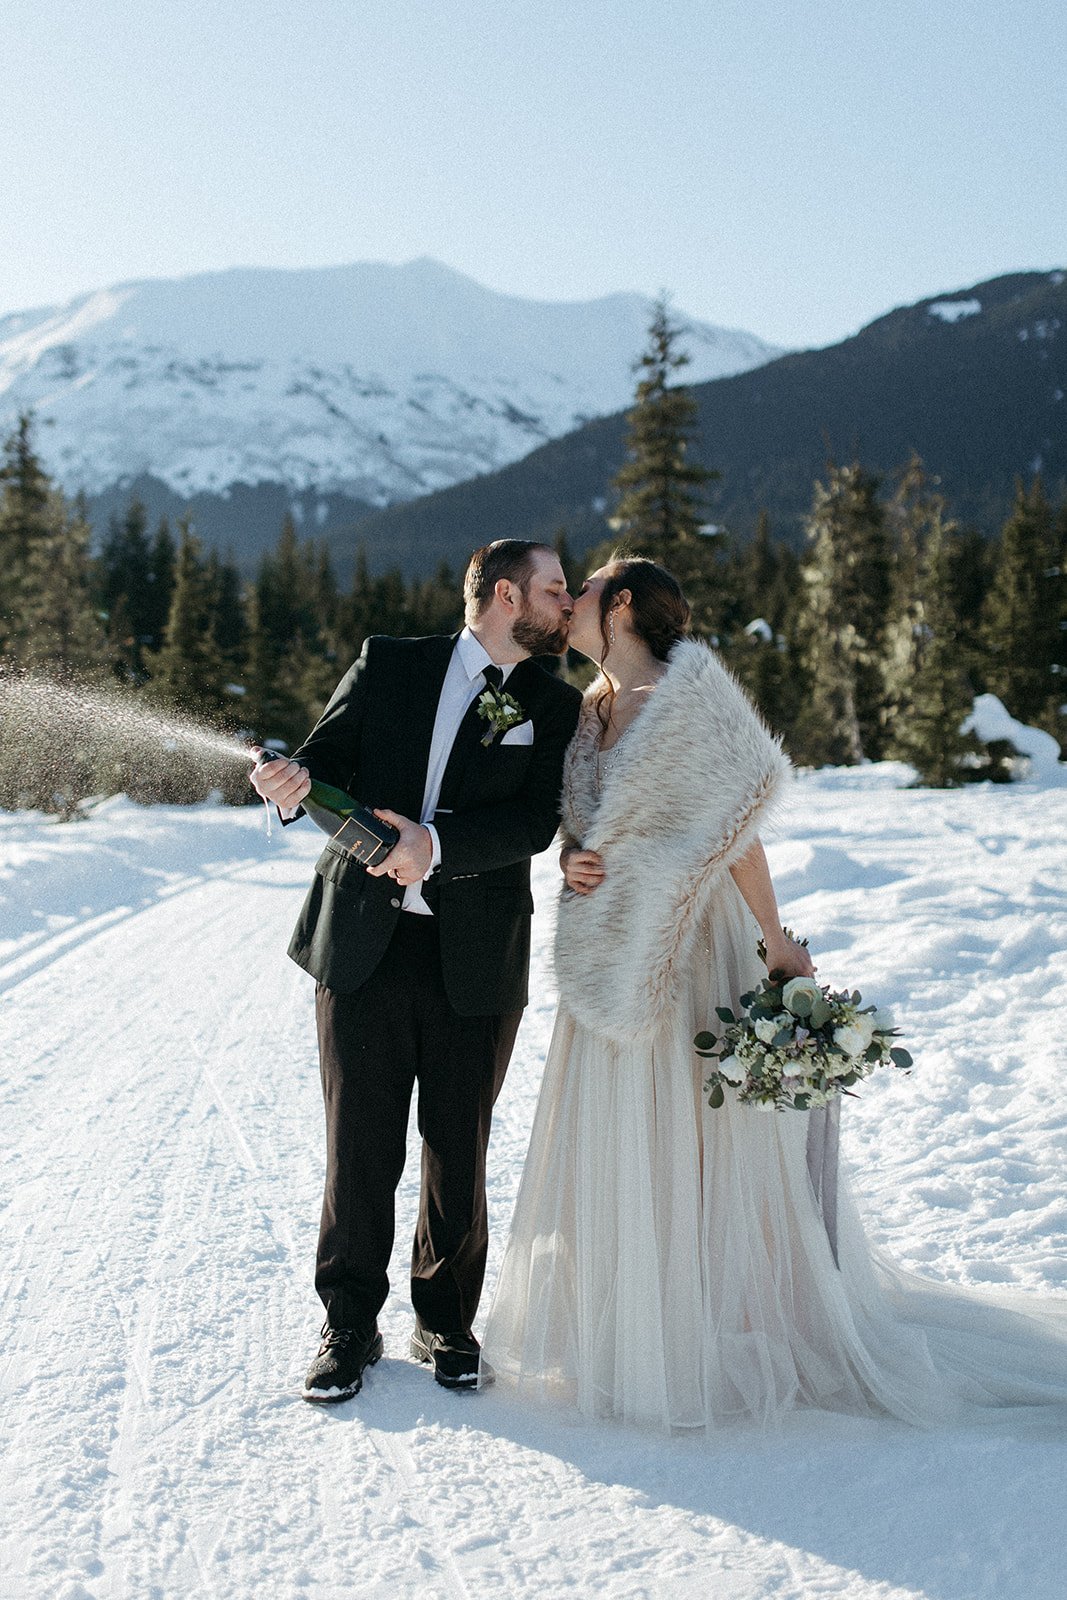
[{"x1": 437, "y1": 663, "x2": 505, "y2": 814}]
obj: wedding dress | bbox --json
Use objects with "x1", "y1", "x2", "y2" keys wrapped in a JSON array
[{"x1": 482, "y1": 736, "x2": 1067, "y2": 1433}]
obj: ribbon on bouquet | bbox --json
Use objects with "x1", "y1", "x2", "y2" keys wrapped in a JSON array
[{"x1": 806, "y1": 1097, "x2": 841, "y2": 1268}]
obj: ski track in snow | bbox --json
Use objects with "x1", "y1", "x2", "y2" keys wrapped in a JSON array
[{"x1": 1, "y1": 773, "x2": 1066, "y2": 1600}]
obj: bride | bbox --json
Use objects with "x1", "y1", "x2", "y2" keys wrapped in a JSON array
[{"x1": 481, "y1": 555, "x2": 1067, "y2": 1431}]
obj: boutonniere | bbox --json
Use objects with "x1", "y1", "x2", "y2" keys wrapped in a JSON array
[{"x1": 476, "y1": 686, "x2": 526, "y2": 746}]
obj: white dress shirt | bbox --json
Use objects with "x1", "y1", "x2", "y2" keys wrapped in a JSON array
[{"x1": 403, "y1": 628, "x2": 517, "y2": 915}]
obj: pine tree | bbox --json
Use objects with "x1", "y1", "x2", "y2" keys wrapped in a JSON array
[
  {"x1": 145, "y1": 517, "x2": 176, "y2": 649},
  {"x1": 552, "y1": 528, "x2": 582, "y2": 599},
  {"x1": 739, "y1": 511, "x2": 777, "y2": 619},
  {"x1": 18, "y1": 491, "x2": 107, "y2": 675},
  {"x1": 204, "y1": 550, "x2": 247, "y2": 667},
  {"x1": 793, "y1": 462, "x2": 893, "y2": 765},
  {"x1": 97, "y1": 498, "x2": 155, "y2": 679},
  {"x1": 407, "y1": 560, "x2": 462, "y2": 637},
  {"x1": 243, "y1": 518, "x2": 340, "y2": 749},
  {"x1": 370, "y1": 568, "x2": 410, "y2": 639},
  {"x1": 884, "y1": 489, "x2": 975, "y2": 785},
  {"x1": 609, "y1": 295, "x2": 718, "y2": 581},
  {"x1": 0, "y1": 417, "x2": 105, "y2": 675},
  {"x1": 144, "y1": 521, "x2": 229, "y2": 714},
  {"x1": 0, "y1": 413, "x2": 52, "y2": 658},
  {"x1": 242, "y1": 583, "x2": 287, "y2": 744},
  {"x1": 882, "y1": 457, "x2": 938, "y2": 741},
  {"x1": 719, "y1": 512, "x2": 809, "y2": 741},
  {"x1": 342, "y1": 544, "x2": 374, "y2": 655},
  {"x1": 944, "y1": 525, "x2": 994, "y2": 683},
  {"x1": 980, "y1": 480, "x2": 1061, "y2": 727}
]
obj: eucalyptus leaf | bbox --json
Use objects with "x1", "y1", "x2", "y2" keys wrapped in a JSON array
[
  {"x1": 708, "y1": 1082, "x2": 725, "y2": 1109},
  {"x1": 694, "y1": 1031, "x2": 717, "y2": 1052},
  {"x1": 890, "y1": 1048, "x2": 914, "y2": 1069}
]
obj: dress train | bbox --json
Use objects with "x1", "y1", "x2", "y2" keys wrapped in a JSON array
[{"x1": 482, "y1": 879, "x2": 1067, "y2": 1433}]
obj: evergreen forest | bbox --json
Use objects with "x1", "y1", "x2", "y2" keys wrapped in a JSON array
[{"x1": 1, "y1": 299, "x2": 1065, "y2": 811}]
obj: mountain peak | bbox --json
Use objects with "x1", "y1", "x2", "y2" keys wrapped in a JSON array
[{"x1": 0, "y1": 261, "x2": 782, "y2": 501}]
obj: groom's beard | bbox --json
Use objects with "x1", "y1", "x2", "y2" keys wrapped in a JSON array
[{"x1": 512, "y1": 605, "x2": 570, "y2": 657}]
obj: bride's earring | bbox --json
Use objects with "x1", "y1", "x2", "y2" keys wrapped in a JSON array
[{"x1": 608, "y1": 610, "x2": 616, "y2": 647}]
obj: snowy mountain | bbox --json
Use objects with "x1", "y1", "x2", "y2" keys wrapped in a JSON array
[
  {"x1": 0, "y1": 258, "x2": 781, "y2": 503},
  {"x1": 351, "y1": 268, "x2": 1066, "y2": 569}
]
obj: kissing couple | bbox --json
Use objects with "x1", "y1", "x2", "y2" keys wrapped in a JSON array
[{"x1": 252, "y1": 538, "x2": 1067, "y2": 1432}]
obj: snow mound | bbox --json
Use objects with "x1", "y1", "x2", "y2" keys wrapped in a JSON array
[{"x1": 962, "y1": 693, "x2": 1065, "y2": 783}]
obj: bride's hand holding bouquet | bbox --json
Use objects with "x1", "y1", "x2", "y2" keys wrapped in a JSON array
[
  {"x1": 697, "y1": 928, "x2": 912, "y2": 1113},
  {"x1": 760, "y1": 926, "x2": 816, "y2": 983}
]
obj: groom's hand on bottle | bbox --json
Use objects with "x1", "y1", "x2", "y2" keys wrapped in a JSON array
[
  {"x1": 366, "y1": 809, "x2": 434, "y2": 886},
  {"x1": 249, "y1": 755, "x2": 312, "y2": 814}
]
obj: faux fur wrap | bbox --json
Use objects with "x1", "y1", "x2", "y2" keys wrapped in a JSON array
[{"x1": 554, "y1": 638, "x2": 790, "y2": 1042}]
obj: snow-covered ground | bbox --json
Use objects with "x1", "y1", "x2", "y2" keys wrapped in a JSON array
[{"x1": 2, "y1": 767, "x2": 1066, "y2": 1600}]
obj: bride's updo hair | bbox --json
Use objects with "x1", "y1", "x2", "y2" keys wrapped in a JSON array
[
  {"x1": 598, "y1": 556, "x2": 691, "y2": 661},
  {"x1": 594, "y1": 556, "x2": 691, "y2": 730}
]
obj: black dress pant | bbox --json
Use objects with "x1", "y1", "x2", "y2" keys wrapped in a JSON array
[{"x1": 314, "y1": 912, "x2": 522, "y2": 1334}]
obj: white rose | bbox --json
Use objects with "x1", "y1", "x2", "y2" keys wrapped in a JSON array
[
  {"x1": 833, "y1": 1024, "x2": 866, "y2": 1058},
  {"x1": 872, "y1": 1007, "x2": 895, "y2": 1033},
  {"x1": 754, "y1": 1017, "x2": 779, "y2": 1044},
  {"x1": 717, "y1": 1055, "x2": 741, "y2": 1081},
  {"x1": 782, "y1": 977, "x2": 822, "y2": 1016},
  {"x1": 853, "y1": 1013, "x2": 877, "y2": 1048}
]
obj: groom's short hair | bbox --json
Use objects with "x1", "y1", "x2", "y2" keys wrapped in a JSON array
[{"x1": 463, "y1": 539, "x2": 554, "y2": 623}]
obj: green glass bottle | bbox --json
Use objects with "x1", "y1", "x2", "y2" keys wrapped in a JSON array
[{"x1": 252, "y1": 748, "x2": 398, "y2": 862}]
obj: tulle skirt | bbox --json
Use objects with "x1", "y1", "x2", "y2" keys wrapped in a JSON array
[{"x1": 481, "y1": 881, "x2": 1067, "y2": 1432}]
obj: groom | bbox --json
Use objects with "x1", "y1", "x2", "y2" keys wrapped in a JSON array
[{"x1": 251, "y1": 540, "x2": 581, "y2": 1401}]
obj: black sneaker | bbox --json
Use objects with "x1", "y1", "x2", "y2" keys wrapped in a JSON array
[
  {"x1": 302, "y1": 1322, "x2": 383, "y2": 1403},
  {"x1": 410, "y1": 1323, "x2": 493, "y2": 1390}
]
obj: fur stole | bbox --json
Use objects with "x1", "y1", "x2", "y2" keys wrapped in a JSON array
[{"x1": 554, "y1": 638, "x2": 790, "y2": 1042}]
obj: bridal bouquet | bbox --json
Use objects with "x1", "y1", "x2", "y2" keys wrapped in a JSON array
[{"x1": 696, "y1": 936, "x2": 912, "y2": 1112}]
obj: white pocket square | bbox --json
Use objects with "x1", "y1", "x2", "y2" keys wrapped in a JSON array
[{"x1": 500, "y1": 720, "x2": 534, "y2": 746}]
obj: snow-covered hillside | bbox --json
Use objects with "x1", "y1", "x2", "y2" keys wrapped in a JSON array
[
  {"x1": 1, "y1": 768, "x2": 1066, "y2": 1599},
  {"x1": 0, "y1": 259, "x2": 781, "y2": 503}
]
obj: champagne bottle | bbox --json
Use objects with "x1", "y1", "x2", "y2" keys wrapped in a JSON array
[{"x1": 252, "y1": 748, "x2": 399, "y2": 864}]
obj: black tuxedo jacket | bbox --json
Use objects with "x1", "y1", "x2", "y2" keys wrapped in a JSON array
[{"x1": 286, "y1": 633, "x2": 583, "y2": 1014}]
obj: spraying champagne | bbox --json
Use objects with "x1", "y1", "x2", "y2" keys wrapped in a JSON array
[{"x1": 252, "y1": 748, "x2": 399, "y2": 867}]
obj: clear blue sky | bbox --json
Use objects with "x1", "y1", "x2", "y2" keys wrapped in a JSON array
[{"x1": 2, "y1": 0, "x2": 1063, "y2": 348}]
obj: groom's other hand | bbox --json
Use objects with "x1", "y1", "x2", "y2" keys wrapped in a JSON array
[
  {"x1": 249, "y1": 756, "x2": 312, "y2": 814},
  {"x1": 561, "y1": 846, "x2": 605, "y2": 895},
  {"x1": 367, "y1": 809, "x2": 434, "y2": 885}
]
